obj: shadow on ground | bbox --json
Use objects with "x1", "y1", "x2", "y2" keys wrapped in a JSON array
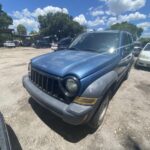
[
  {"x1": 29, "y1": 98, "x2": 94, "y2": 143},
  {"x1": 135, "y1": 66, "x2": 150, "y2": 72},
  {"x1": 122, "y1": 135, "x2": 142, "y2": 150},
  {"x1": 7, "y1": 125, "x2": 22, "y2": 150}
]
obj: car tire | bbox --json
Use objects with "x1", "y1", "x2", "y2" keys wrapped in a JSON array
[{"x1": 88, "y1": 91, "x2": 111, "y2": 130}]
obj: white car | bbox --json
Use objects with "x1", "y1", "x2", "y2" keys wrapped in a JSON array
[
  {"x1": 136, "y1": 43, "x2": 150, "y2": 68},
  {"x1": 3, "y1": 41, "x2": 16, "y2": 48}
]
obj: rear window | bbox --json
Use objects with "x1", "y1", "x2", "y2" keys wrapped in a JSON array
[{"x1": 144, "y1": 44, "x2": 150, "y2": 51}]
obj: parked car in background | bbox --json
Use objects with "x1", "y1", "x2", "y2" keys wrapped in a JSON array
[
  {"x1": 3, "y1": 41, "x2": 16, "y2": 48},
  {"x1": 23, "y1": 31, "x2": 134, "y2": 130},
  {"x1": 135, "y1": 43, "x2": 150, "y2": 68},
  {"x1": 133, "y1": 41, "x2": 142, "y2": 57},
  {"x1": 51, "y1": 42, "x2": 58, "y2": 50},
  {"x1": 22, "y1": 41, "x2": 32, "y2": 47},
  {"x1": 35, "y1": 39, "x2": 51, "y2": 48},
  {"x1": 57, "y1": 37, "x2": 72, "y2": 50}
]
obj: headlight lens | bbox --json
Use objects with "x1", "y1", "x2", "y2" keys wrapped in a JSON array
[{"x1": 65, "y1": 78, "x2": 78, "y2": 94}]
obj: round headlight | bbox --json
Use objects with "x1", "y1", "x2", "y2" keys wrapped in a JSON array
[{"x1": 65, "y1": 78, "x2": 78, "y2": 94}]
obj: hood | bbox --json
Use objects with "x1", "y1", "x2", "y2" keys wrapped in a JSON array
[{"x1": 32, "y1": 50, "x2": 118, "y2": 79}]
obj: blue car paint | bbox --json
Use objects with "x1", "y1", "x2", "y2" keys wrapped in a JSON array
[{"x1": 32, "y1": 50, "x2": 118, "y2": 78}]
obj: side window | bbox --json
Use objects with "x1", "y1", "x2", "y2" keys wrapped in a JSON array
[
  {"x1": 122, "y1": 33, "x2": 129, "y2": 46},
  {"x1": 122, "y1": 33, "x2": 132, "y2": 57},
  {"x1": 128, "y1": 34, "x2": 133, "y2": 44}
]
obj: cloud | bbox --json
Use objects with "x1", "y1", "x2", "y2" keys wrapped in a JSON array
[
  {"x1": 120, "y1": 12, "x2": 146, "y2": 22},
  {"x1": 32, "y1": 6, "x2": 68, "y2": 17},
  {"x1": 13, "y1": 18, "x2": 39, "y2": 32},
  {"x1": 107, "y1": 17, "x2": 117, "y2": 25},
  {"x1": 73, "y1": 14, "x2": 87, "y2": 25},
  {"x1": 91, "y1": 10, "x2": 104, "y2": 16},
  {"x1": 13, "y1": 8, "x2": 32, "y2": 19},
  {"x1": 12, "y1": 6, "x2": 69, "y2": 32},
  {"x1": 100, "y1": 0, "x2": 146, "y2": 14},
  {"x1": 87, "y1": 17, "x2": 105, "y2": 27},
  {"x1": 88, "y1": 7, "x2": 104, "y2": 17},
  {"x1": 107, "y1": 12, "x2": 146, "y2": 26},
  {"x1": 137, "y1": 22, "x2": 150, "y2": 30}
]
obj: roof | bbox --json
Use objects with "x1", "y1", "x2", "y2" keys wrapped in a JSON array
[
  {"x1": 87, "y1": 30, "x2": 132, "y2": 35},
  {"x1": 87, "y1": 30, "x2": 121, "y2": 34}
]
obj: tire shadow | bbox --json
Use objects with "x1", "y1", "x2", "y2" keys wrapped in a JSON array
[
  {"x1": 6, "y1": 125, "x2": 22, "y2": 150},
  {"x1": 28, "y1": 98, "x2": 94, "y2": 143}
]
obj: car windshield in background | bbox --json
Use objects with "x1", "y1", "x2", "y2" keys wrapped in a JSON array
[
  {"x1": 144, "y1": 44, "x2": 150, "y2": 51},
  {"x1": 69, "y1": 32, "x2": 119, "y2": 53}
]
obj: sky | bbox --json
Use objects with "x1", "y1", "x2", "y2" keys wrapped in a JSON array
[{"x1": 0, "y1": 0, "x2": 150, "y2": 37}]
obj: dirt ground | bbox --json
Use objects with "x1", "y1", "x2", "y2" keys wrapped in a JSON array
[{"x1": 0, "y1": 47, "x2": 150, "y2": 150}]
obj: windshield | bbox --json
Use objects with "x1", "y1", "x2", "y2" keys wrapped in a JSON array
[
  {"x1": 144, "y1": 44, "x2": 150, "y2": 51},
  {"x1": 69, "y1": 32, "x2": 120, "y2": 53}
]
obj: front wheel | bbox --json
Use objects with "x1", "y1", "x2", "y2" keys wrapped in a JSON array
[{"x1": 88, "y1": 92, "x2": 110, "y2": 130}]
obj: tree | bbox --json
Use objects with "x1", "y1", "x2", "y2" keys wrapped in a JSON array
[
  {"x1": 30, "y1": 30, "x2": 38, "y2": 35},
  {"x1": 17, "y1": 24, "x2": 27, "y2": 35},
  {"x1": 38, "y1": 12, "x2": 86, "y2": 41},
  {"x1": 110, "y1": 22, "x2": 143, "y2": 40},
  {"x1": 139, "y1": 38, "x2": 150, "y2": 47},
  {"x1": 0, "y1": 4, "x2": 12, "y2": 29},
  {"x1": 0, "y1": 4, "x2": 13, "y2": 44}
]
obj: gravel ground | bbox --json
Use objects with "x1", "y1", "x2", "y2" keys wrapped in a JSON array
[{"x1": 0, "y1": 47, "x2": 150, "y2": 150}]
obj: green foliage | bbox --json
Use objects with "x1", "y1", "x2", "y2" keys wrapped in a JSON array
[
  {"x1": 38, "y1": 12, "x2": 86, "y2": 41},
  {"x1": 0, "y1": 4, "x2": 13, "y2": 44},
  {"x1": 0, "y1": 4, "x2": 12, "y2": 29},
  {"x1": 139, "y1": 38, "x2": 150, "y2": 47},
  {"x1": 17, "y1": 24, "x2": 27, "y2": 35},
  {"x1": 30, "y1": 30, "x2": 38, "y2": 35},
  {"x1": 110, "y1": 22, "x2": 143, "y2": 40}
]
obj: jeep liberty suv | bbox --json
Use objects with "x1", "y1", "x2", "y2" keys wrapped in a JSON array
[{"x1": 23, "y1": 31, "x2": 134, "y2": 129}]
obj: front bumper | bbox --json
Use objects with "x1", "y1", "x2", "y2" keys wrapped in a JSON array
[
  {"x1": 22, "y1": 76, "x2": 93, "y2": 125},
  {"x1": 136, "y1": 58, "x2": 150, "y2": 68}
]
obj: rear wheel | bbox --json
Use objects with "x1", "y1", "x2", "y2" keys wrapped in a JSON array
[{"x1": 88, "y1": 92, "x2": 110, "y2": 130}]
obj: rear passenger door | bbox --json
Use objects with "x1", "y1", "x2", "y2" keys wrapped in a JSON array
[{"x1": 120, "y1": 33, "x2": 133, "y2": 77}]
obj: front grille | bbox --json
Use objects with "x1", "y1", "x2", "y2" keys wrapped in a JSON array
[{"x1": 30, "y1": 68, "x2": 65, "y2": 101}]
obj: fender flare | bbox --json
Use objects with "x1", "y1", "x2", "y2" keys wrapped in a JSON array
[{"x1": 81, "y1": 71, "x2": 118, "y2": 99}]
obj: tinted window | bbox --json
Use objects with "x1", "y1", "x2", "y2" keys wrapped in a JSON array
[
  {"x1": 122, "y1": 33, "x2": 130, "y2": 46},
  {"x1": 128, "y1": 34, "x2": 133, "y2": 44},
  {"x1": 69, "y1": 32, "x2": 120, "y2": 53},
  {"x1": 144, "y1": 44, "x2": 150, "y2": 51}
]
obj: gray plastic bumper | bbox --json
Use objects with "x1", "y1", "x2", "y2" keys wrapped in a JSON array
[{"x1": 22, "y1": 76, "x2": 93, "y2": 125}]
